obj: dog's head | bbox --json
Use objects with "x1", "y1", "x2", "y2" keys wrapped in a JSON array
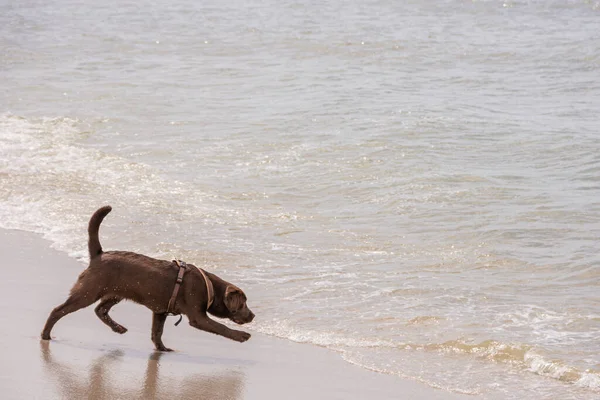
[
  {"x1": 209, "y1": 283, "x2": 254, "y2": 325},
  {"x1": 223, "y1": 285, "x2": 254, "y2": 325}
]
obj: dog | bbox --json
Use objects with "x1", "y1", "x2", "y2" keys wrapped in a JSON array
[{"x1": 41, "y1": 206, "x2": 254, "y2": 351}]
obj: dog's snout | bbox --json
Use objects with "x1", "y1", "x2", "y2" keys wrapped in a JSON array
[{"x1": 249, "y1": 311, "x2": 255, "y2": 322}]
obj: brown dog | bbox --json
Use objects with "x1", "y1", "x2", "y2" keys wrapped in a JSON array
[{"x1": 41, "y1": 206, "x2": 254, "y2": 351}]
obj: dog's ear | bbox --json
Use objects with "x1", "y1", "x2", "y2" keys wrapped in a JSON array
[{"x1": 224, "y1": 286, "x2": 246, "y2": 312}]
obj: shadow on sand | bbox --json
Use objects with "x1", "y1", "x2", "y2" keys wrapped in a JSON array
[{"x1": 40, "y1": 341, "x2": 245, "y2": 399}]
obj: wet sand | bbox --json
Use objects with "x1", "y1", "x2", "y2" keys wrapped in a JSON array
[{"x1": 0, "y1": 228, "x2": 466, "y2": 399}]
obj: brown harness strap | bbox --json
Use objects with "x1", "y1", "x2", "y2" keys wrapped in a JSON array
[
  {"x1": 167, "y1": 260, "x2": 215, "y2": 325},
  {"x1": 167, "y1": 260, "x2": 188, "y2": 315},
  {"x1": 198, "y1": 267, "x2": 214, "y2": 309}
]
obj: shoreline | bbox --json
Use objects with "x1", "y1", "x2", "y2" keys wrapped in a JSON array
[{"x1": 0, "y1": 227, "x2": 466, "y2": 399}]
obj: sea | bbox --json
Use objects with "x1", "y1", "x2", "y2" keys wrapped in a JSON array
[{"x1": 1, "y1": 0, "x2": 599, "y2": 398}]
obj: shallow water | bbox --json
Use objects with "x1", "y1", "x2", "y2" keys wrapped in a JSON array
[{"x1": 1, "y1": 0, "x2": 600, "y2": 398}]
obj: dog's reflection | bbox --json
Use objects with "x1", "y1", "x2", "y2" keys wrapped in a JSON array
[{"x1": 40, "y1": 341, "x2": 244, "y2": 399}]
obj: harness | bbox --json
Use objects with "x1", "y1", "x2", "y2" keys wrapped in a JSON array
[{"x1": 167, "y1": 259, "x2": 214, "y2": 326}]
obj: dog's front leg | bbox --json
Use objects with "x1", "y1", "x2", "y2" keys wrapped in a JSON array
[
  {"x1": 189, "y1": 316, "x2": 251, "y2": 343},
  {"x1": 151, "y1": 313, "x2": 173, "y2": 352}
]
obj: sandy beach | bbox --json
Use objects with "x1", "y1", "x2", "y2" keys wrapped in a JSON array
[{"x1": 0, "y1": 228, "x2": 466, "y2": 400}]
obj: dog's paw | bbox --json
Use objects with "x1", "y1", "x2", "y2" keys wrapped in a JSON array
[
  {"x1": 232, "y1": 331, "x2": 251, "y2": 343},
  {"x1": 156, "y1": 345, "x2": 173, "y2": 352},
  {"x1": 112, "y1": 325, "x2": 128, "y2": 334}
]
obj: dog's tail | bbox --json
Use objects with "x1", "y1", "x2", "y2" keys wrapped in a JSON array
[{"x1": 88, "y1": 205, "x2": 112, "y2": 259}]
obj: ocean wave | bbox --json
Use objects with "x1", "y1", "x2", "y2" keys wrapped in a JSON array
[
  {"x1": 250, "y1": 319, "x2": 399, "y2": 349},
  {"x1": 0, "y1": 113, "x2": 243, "y2": 260},
  {"x1": 251, "y1": 318, "x2": 600, "y2": 393},
  {"x1": 423, "y1": 339, "x2": 599, "y2": 391},
  {"x1": 524, "y1": 352, "x2": 600, "y2": 389},
  {"x1": 0, "y1": 113, "x2": 179, "y2": 258}
]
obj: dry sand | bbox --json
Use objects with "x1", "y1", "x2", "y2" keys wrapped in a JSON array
[{"x1": 0, "y1": 228, "x2": 467, "y2": 399}]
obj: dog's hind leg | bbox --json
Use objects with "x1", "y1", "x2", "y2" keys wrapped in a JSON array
[
  {"x1": 151, "y1": 313, "x2": 172, "y2": 352},
  {"x1": 41, "y1": 292, "x2": 99, "y2": 340},
  {"x1": 41, "y1": 270, "x2": 105, "y2": 340},
  {"x1": 95, "y1": 297, "x2": 127, "y2": 334}
]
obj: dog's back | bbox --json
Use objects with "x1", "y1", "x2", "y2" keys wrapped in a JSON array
[{"x1": 88, "y1": 251, "x2": 175, "y2": 310}]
